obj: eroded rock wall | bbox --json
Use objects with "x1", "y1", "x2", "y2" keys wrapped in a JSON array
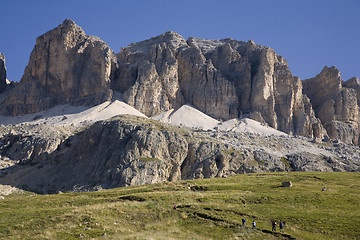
[
  {"x1": 0, "y1": 19, "x2": 118, "y2": 116},
  {"x1": 303, "y1": 67, "x2": 360, "y2": 145},
  {"x1": 115, "y1": 35, "x2": 322, "y2": 138}
]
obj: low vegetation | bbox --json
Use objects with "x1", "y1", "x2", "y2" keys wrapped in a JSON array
[{"x1": 0, "y1": 172, "x2": 359, "y2": 239}]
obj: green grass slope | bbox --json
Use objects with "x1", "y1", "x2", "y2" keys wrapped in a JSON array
[{"x1": 0, "y1": 172, "x2": 359, "y2": 239}]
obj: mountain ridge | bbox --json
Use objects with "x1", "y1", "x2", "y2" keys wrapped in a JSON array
[
  {"x1": 0, "y1": 19, "x2": 358, "y2": 145},
  {"x1": 0, "y1": 19, "x2": 359, "y2": 194}
]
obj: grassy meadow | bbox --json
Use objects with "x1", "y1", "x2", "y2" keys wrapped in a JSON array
[{"x1": 0, "y1": 172, "x2": 359, "y2": 239}]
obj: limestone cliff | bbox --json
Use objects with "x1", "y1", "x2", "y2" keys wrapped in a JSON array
[
  {"x1": 0, "y1": 19, "x2": 118, "y2": 116},
  {"x1": 115, "y1": 35, "x2": 323, "y2": 138},
  {"x1": 1, "y1": 19, "x2": 358, "y2": 143},
  {"x1": 303, "y1": 67, "x2": 360, "y2": 145}
]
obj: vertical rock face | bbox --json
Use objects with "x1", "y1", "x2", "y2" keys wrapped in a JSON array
[
  {"x1": 0, "y1": 19, "x2": 118, "y2": 116},
  {"x1": 344, "y1": 77, "x2": 360, "y2": 106},
  {"x1": 0, "y1": 53, "x2": 7, "y2": 93},
  {"x1": 114, "y1": 32, "x2": 187, "y2": 116},
  {"x1": 115, "y1": 35, "x2": 321, "y2": 138},
  {"x1": 303, "y1": 67, "x2": 360, "y2": 145},
  {"x1": 3, "y1": 21, "x2": 354, "y2": 142}
]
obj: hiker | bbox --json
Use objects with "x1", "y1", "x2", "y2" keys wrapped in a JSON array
[
  {"x1": 280, "y1": 222, "x2": 284, "y2": 232},
  {"x1": 271, "y1": 220, "x2": 277, "y2": 231},
  {"x1": 242, "y1": 218, "x2": 246, "y2": 227},
  {"x1": 252, "y1": 220, "x2": 256, "y2": 229},
  {"x1": 173, "y1": 204, "x2": 176, "y2": 210}
]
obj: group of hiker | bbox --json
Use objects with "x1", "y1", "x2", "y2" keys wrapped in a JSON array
[{"x1": 242, "y1": 218, "x2": 284, "y2": 232}]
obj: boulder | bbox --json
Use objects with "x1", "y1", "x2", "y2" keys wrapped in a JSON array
[{"x1": 281, "y1": 181, "x2": 292, "y2": 187}]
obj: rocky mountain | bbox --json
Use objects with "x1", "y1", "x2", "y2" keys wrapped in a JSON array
[
  {"x1": 0, "y1": 19, "x2": 117, "y2": 116},
  {"x1": 0, "y1": 19, "x2": 326, "y2": 140},
  {"x1": 0, "y1": 19, "x2": 359, "y2": 194},
  {"x1": 115, "y1": 33, "x2": 325, "y2": 140}
]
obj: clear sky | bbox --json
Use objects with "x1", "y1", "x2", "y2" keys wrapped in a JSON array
[{"x1": 1, "y1": 0, "x2": 359, "y2": 82}]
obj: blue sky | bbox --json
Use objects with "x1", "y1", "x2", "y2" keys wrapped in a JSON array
[{"x1": 1, "y1": 0, "x2": 359, "y2": 82}]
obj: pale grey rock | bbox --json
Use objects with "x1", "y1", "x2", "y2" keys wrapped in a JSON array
[
  {"x1": 303, "y1": 66, "x2": 343, "y2": 109},
  {"x1": 116, "y1": 33, "x2": 319, "y2": 139},
  {"x1": 0, "y1": 115, "x2": 359, "y2": 193},
  {"x1": 325, "y1": 121, "x2": 359, "y2": 145},
  {"x1": 0, "y1": 19, "x2": 118, "y2": 116},
  {"x1": 0, "y1": 125, "x2": 71, "y2": 164},
  {"x1": 303, "y1": 66, "x2": 360, "y2": 145},
  {"x1": 344, "y1": 77, "x2": 360, "y2": 105},
  {"x1": 177, "y1": 46, "x2": 239, "y2": 120},
  {"x1": 0, "y1": 53, "x2": 7, "y2": 93},
  {"x1": 0, "y1": 116, "x2": 188, "y2": 193},
  {"x1": 287, "y1": 153, "x2": 336, "y2": 172},
  {"x1": 114, "y1": 31, "x2": 186, "y2": 116}
]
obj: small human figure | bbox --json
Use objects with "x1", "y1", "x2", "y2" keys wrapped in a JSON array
[
  {"x1": 242, "y1": 218, "x2": 246, "y2": 227},
  {"x1": 271, "y1": 220, "x2": 277, "y2": 231},
  {"x1": 252, "y1": 220, "x2": 256, "y2": 229},
  {"x1": 280, "y1": 222, "x2": 284, "y2": 232},
  {"x1": 173, "y1": 204, "x2": 177, "y2": 210}
]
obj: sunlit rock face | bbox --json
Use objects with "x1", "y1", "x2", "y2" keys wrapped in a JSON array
[
  {"x1": 1, "y1": 19, "x2": 359, "y2": 144},
  {"x1": 0, "y1": 19, "x2": 118, "y2": 116},
  {"x1": 303, "y1": 66, "x2": 360, "y2": 145},
  {"x1": 115, "y1": 34, "x2": 322, "y2": 139}
]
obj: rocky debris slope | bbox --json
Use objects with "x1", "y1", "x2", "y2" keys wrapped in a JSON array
[
  {"x1": 0, "y1": 53, "x2": 7, "y2": 93},
  {"x1": 0, "y1": 115, "x2": 358, "y2": 194},
  {"x1": 0, "y1": 19, "x2": 118, "y2": 116},
  {"x1": 303, "y1": 67, "x2": 360, "y2": 145}
]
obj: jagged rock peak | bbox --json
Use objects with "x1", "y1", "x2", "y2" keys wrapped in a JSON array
[
  {"x1": 187, "y1": 37, "x2": 257, "y2": 55},
  {"x1": 187, "y1": 37, "x2": 227, "y2": 54},
  {"x1": 303, "y1": 66, "x2": 360, "y2": 145},
  {"x1": 0, "y1": 18, "x2": 118, "y2": 116},
  {"x1": 303, "y1": 66, "x2": 343, "y2": 109},
  {"x1": 124, "y1": 31, "x2": 188, "y2": 54},
  {"x1": 62, "y1": 18, "x2": 76, "y2": 26},
  {"x1": 345, "y1": 77, "x2": 360, "y2": 87},
  {"x1": 35, "y1": 18, "x2": 87, "y2": 50}
]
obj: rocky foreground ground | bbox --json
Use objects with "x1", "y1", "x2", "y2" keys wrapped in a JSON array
[{"x1": 0, "y1": 114, "x2": 358, "y2": 195}]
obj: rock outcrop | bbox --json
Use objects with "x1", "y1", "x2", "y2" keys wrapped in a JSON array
[
  {"x1": 115, "y1": 34, "x2": 323, "y2": 139},
  {"x1": 0, "y1": 19, "x2": 118, "y2": 116},
  {"x1": 303, "y1": 67, "x2": 360, "y2": 145},
  {"x1": 1, "y1": 115, "x2": 358, "y2": 193},
  {"x1": 0, "y1": 53, "x2": 7, "y2": 93},
  {"x1": 0, "y1": 19, "x2": 358, "y2": 145}
]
